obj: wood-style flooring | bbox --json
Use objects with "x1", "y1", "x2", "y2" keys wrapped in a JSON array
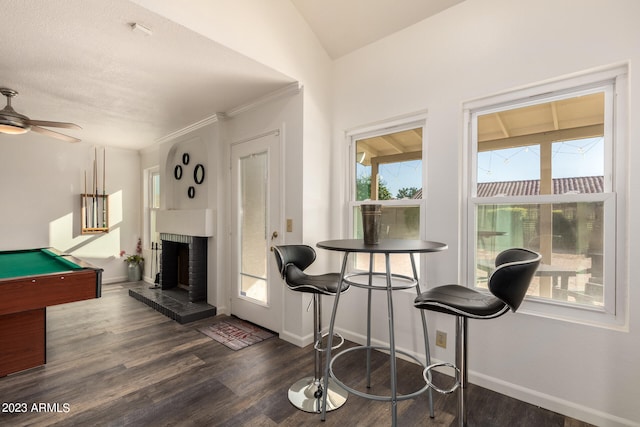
[{"x1": 0, "y1": 283, "x2": 594, "y2": 426}]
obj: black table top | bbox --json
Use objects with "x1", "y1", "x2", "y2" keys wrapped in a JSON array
[{"x1": 317, "y1": 239, "x2": 447, "y2": 254}]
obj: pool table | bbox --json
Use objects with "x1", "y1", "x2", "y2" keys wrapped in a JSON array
[{"x1": 0, "y1": 248, "x2": 102, "y2": 376}]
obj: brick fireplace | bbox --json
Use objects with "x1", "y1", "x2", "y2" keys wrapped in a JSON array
[
  {"x1": 128, "y1": 208, "x2": 215, "y2": 323},
  {"x1": 160, "y1": 233, "x2": 207, "y2": 302}
]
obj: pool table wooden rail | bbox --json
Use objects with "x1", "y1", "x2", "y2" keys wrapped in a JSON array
[{"x1": 0, "y1": 270, "x2": 98, "y2": 316}]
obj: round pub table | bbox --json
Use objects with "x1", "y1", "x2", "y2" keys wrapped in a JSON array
[{"x1": 316, "y1": 239, "x2": 447, "y2": 426}]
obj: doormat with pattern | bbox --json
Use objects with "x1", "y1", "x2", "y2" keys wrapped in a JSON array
[{"x1": 197, "y1": 317, "x2": 275, "y2": 350}]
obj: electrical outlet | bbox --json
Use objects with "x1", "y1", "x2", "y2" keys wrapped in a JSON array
[{"x1": 435, "y1": 330, "x2": 447, "y2": 348}]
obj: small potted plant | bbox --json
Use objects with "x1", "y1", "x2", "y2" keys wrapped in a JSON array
[{"x1": 121, "y1": 238, "x2": 144, "y2": 281}]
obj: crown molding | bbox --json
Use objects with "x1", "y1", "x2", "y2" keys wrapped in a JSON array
[
  {"x1": 152, "y1": 114, "x2": 222, "y2": 146},
  {"x1": 148, "y1": 82, "x2": 301, "y2": 149},
  {"x1": 226, "y1": 82, "x2": 301, "y2": 117}
]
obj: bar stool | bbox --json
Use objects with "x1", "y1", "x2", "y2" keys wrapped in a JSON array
[
  {"x1": 414, "y1": 248, "x2": 541, "y2": 426},
  {"x1": 272, "y1": 245, "x2": 350, "y2": 413}
]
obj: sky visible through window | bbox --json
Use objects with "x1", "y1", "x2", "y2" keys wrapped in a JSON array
[
  {"x1": 477, "y1": 137, "x2": 604, "y2": 183},
  {"x1": 356, "y1": 137, "x2": 603, "y2": 198},
  {"x1": 357, "y1": 160, "x2": 422, "y2": 199}
]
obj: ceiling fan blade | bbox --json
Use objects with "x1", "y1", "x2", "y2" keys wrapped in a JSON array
[
  {"x1": 31, "y1": 125, "x2": 81, "y2": 143},
  {"x1": 28, "y1": 119, "x2": 82, "y2": 130}
]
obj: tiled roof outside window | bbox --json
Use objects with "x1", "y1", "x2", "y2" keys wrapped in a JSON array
[{"x1": 476, "y1": 176, "x2": 604, "y2": 197}]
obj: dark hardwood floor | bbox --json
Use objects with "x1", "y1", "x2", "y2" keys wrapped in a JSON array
[{"x1": 0, "y1": 283, "x2": 594, "y2": 427}]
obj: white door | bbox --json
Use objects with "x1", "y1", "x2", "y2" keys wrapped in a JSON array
[{"x1": 230, "y1": 132, "x2": 282, "y2": 332}]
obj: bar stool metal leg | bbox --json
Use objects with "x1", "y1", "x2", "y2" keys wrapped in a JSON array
[
  {"x1": 385, "y1": 253, "x2": 399, "y2": 426},
  {"x1": 288, "y1": 294, "x2": 348, "y2": 413},
  {"x1": 366, "y1": 252, "x2": 373, "y2": 389},
  {"x1": 321, "y1": 252, "x2": 350, "y2": 421},
  {"x1": 410, "y1": 254, "x2": 435, "y2": 418},
  {"x1": 456, "y1": 315, "x2": 468, "y2": 427}
]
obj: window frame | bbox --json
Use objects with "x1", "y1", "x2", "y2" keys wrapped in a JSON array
[
  {"x1": 144, "y1": 166, "x2": 160, "y2": 250},
  {"x1": 463, "y1": 65, "x2": 628, "y2": 328},
  {"x1": 346, "y1": 115, "x2": 427, "y2": 278}
]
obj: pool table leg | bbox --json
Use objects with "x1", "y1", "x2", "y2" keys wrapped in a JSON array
[{"x1": 0, "y1": 308, "x2": 46, "y2": 377}]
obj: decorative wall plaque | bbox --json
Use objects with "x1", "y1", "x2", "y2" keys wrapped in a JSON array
[{"x1": 194, "y1": 164, "x2": 205, "y2": 185}]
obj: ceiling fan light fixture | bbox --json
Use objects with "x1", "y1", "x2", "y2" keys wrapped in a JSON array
[
  {"x1": 0, "y1": 87, "x2": 80, "y2": 142},
  {"x1": 0, "y1": 119, "x2": 29, "y2": 135}
]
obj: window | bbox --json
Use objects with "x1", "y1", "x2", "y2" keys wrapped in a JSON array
[
  {"x1": 465, "y1": 66, "x2": 627, "y2": 325},
  {"x1": 349, "y1": 120, "x2": 425, "y2": 277},
  {"x1": 145, "y1": 167, "x2": 160, "y2": 248}
]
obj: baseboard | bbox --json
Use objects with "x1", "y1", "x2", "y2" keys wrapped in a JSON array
[
  {"x1": 471, "y1": 372, "x2": 638, "y2": 427},
  {"x1": 337, "y1": 327, "x2": 426, "y2": 364},
  {"x1": 278, "y1": 329, "x2": 310, "y2": 347},
  {"x1": 214, "y1": 304, "x2": 229, "y2": 316},
  {"x1": 102, "y1": 275, "x2": 127, "y2": 285}
]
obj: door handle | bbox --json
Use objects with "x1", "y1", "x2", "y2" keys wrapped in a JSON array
[{"x1": 271, "y1": 231, "x2": 279, "y2": 240}]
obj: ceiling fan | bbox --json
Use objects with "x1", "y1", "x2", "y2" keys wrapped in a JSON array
[{"x1": 0, "y1": 88, "x2": 81, "y2": 143}]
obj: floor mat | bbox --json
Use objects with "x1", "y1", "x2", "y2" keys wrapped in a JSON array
[{"x1": 197, "y1": 317, "x2": 275, "y2": 350}]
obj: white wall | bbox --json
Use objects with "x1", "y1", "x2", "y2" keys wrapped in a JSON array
[
  {"x1": 133, "y1": 0, "x2": 335, "y2": 343},
  {"x1": 0, "y1": 134, "x2": 142, "y2": 283},
  {"x1": 331, "y1": 1, "x2": 639, "y2": 425}
]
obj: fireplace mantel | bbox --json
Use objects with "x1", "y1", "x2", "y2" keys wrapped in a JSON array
[{"x1": 157, "y1": 209, "x2": 215, "y2": 237}]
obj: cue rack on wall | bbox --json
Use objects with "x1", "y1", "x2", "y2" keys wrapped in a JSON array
[{"x1": 81, "y1": 147, "x2": 109, "y2": 234}]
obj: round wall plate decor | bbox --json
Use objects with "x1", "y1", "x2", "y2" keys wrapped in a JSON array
[
  {"x1": 182, "y1": 153, "x2": 190, "y2": 165},
  {"x1": 188, "y1": 186, "x2": 195, "y2": 198},
  {"x1": 194, "y1": 164, "x2": 205, "y2": 184},
  {"x1": 174, "y1": 165, "x2": 183, "y2": 180}
]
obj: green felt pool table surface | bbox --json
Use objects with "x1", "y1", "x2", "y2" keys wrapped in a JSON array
[{"x1": 0, "y1": 248, "x2": 85, "y2": 279}]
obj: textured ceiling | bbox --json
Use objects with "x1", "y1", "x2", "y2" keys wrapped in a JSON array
[
  {"x1": 0, "y1": 0, "x2": 464, "y2": 150},
  {"x1": 0, "y1": 0, "x2": 295, "y2": 149}
]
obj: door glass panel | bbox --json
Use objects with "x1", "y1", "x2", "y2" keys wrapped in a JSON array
[{"x1": 239, "y1": 151, "x2": 268, "y2": 304}]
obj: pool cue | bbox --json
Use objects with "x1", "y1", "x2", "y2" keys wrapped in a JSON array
[
  {"x1": 84, "y1": 171, "x2": 88, "y2": 230},
  {"x1": 102, "y1": 147, "x2": 106, "y2": 228},
  {"x1": 91, "y1": 157, "x2": 94, "y2": 228},
  {"x1": 94, "y1": 148, "x2": 98, "y2": 228}
]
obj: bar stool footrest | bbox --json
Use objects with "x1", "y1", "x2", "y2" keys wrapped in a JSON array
[
  {"x1": 423, "y1": 362, "x2": 460, "y2": 395},
  {"x1": 330, "y1": 345, "x2": 431, "y2": 401},
  {"x1": 314, "y1": 331, "x2": 345, "y2": 352}
]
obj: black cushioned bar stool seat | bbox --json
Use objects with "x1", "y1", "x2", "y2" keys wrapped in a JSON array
[
  {"x1": 273, "y1": 245, "x2": 349, "y2": 413},
  {"x1": 414, "y1": 285, "x2": 509, "y2": 318}
]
